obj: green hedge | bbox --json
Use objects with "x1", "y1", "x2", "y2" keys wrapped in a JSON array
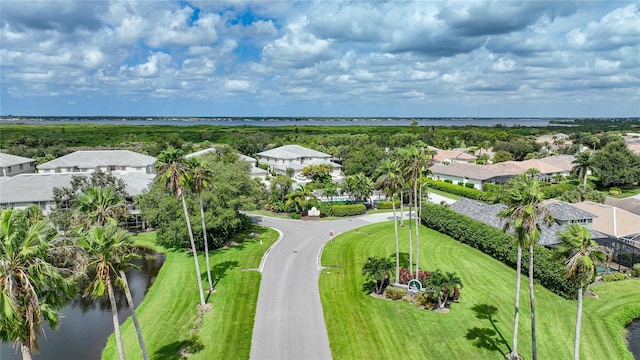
[
  {"x1": 376, "y1": 200, "x2": 401, "y2": 210},
  {"x1": 332, "y1": 204, "x2": 367, "y2": 217},
  {"x1": 426, "y1": 179, "x2": 497, "y2": 203},
  {"x1": 420, "y1": 203, "x2": 578, "y2": 299}
]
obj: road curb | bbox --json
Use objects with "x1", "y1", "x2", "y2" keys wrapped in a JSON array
[{"x1": 258, "y1": 228, "x2": 284, "y2": 273}]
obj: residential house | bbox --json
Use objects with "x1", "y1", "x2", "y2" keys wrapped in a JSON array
[
  {"x1": 256, "y1": 145, "x2": 341, "y2": 178},
  {"x1": 571, "y1": 202, "x2": 640, "y2": 247},
  {"x1": 37, "y1": 150, "x2": 156, "y2": 174},
  {"x1": 0, "y1": 172, "x2": 154, "y2": 214},
  {"x1": 449, "y1": 198, "x2": 605, "y2": 247},
  {"x1": 0, "y1": 152, "x2": 36, "y2": 177},
  {"x1": 430, "y1": 156, "x2": 575, "y2": 190},
  {"x1": 427, "y1": 146, "x2": 477, "y2": 165},
  {"x1": 186, "y1": 148, "x2": 268, "y2": 180}
]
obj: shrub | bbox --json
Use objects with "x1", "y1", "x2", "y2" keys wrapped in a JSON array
[
  {"x1": 416, "y1": 292, "x2": 433, "y2": 309},
  {"x1": 420, "y1": 203, "x2": 579, "y2": 299},
  {"x1": 444, "y1": 179, "x2": 453, "y2": 183},
  {"x1": 609, "y1": 187, "x2": 621, "y2": 195},
  {"x1": 290, "y1": 213, "x2": 302, "y2": 219},
  {"x1": 397, "y1": 267, "x2": 432, "y2": 286},
  {"x1": 541, "y1": 182, "x2": 576, "y2": 199},
  {"x1": 426, "y1": 179, "x2": 498, "y2": 203},
  {"x1": 632, "y1": 265, "x2": 640, "y2": 278},
  {"x1": 376, "y1": 200, "x2": 401, "y2": 210},
  {"x1": 332, "y1": 204, "x2": 366, "y2": 217},
  {"x1": 602, "y1": 273, "x2": 627, "y2": 282},
  {"x1": 457, "y1": 181, "x2": 465, "y2": 186},
  {"x1": 385, "y1": 287, "x2": 407, "y2": 300},
  {"x1": 464, "y1": 183, "x2": 476, "y2": 189}
]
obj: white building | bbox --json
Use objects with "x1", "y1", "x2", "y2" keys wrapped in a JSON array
[
  {"x1": 256, "y1": 145, "x2": 341, "y2": 177},
  {"x1": 37, "y1": 150, "x2": 156, "y2": 175},
  {"x1": 0, "y1": 152, "x2": 36, "y2": 177}
]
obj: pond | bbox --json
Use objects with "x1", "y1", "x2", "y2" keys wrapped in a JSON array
[
  {"x1": 1, "y1": 248, "x2": 165, "y2": 360},
  {"x1": 628, "y1": 319, "x2": 640, "y2": 360}
]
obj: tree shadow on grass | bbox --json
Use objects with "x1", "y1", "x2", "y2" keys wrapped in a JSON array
[
  {"x1": 361, "y1": 280, "x2": 375, "y2": 294},
  {"x1": 465, "y1": 303, "x2": 511, "y2": 357},
  {"x1": 391, "y1": 252, "x2": 410, "y2": 270},
  {"x1": 154, "y1": 340, "x2": 187, "y2": 360}
]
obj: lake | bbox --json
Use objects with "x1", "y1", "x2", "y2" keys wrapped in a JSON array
[
  {"x1": 0, "y1": 116, "x2": 557, "y2": 127},
  {"x1": 0, "y1": 248, "x2": 165, "y2": 360}
]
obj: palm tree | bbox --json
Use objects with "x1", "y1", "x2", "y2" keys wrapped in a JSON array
[
  {"x1": 362, "y1": 256, "x2": 394, "y2": 294},
  {"x1": 557, "y1": 224, "x2": 609, "y2": 360},
  {"x1": 571, "y1": 152, "x2": 592, "y2": 186},
  {"x1": 345, "y1": 172, "x2": 374, "y2": 204},
  {"x1": 186, "y1": 157, "x2": 215, "y2": 293},
  {"x1": 323, "y1": 181, "x2": 338, "y2": 202},
  {"x1": 0, "y1": 209, "x2": 76, "y2": 360},
  {"x1": 156, "y1": 148, "x2": 206, "y2": 306},
  {"x1": 499, "y1": 174, "x2": 545, "y2": 360},
  {"x1": 285, "y1": 184, "x2": 315, "y2": 212},
  {"x1": 78, "y1": 225, "x2": 141, "y2": 360},
  {"x1": 375, "y1": 159, "x2": 401, "y2": 283},
  {"x1": 74, "y1": 186, "x2": 126, "y2": 228},
  {"x1": 427, "y1": 270, "x2": 463, "y2": 309}
]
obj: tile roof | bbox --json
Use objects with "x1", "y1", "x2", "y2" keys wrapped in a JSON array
[
  {"x1": 0, "y1": 172, "x2": 155, "y2": 205},
  {"x1": 449, "y1": 198, "x2": 602, "y2": 246},
  {"x1": 605, "y1": 197, "x2": 640, "y2": 216},
  {"x1": 543, "y1": 200, "x2": 596, "y2": 221},
  {"x1": 0, "y1": 152, "x2": 34, "y2": 167},
  {"x1": 571, "y1": 201, "x2": 640, "y2": 238},
  {"x1": 37, "y1": 150, "x2": 156, "y2": 170},
  {"x1": 431, "y1": 162, "x2": 501, "y2": 180},
  {"x1": 257, "y1": 145, "x2": 331, "y2": 160}
]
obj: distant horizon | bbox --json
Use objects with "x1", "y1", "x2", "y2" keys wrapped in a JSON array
[{"x1": 2, "y1": 115, "x2": 639, "y2": 120}]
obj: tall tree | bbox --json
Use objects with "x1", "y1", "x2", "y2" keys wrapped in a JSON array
[
  {"x1": 323, "y1": 181, "x2": 338, "y2": 202},
  {"x1": 74, "y1": 186, "x2": 127, "y2": 228},
  {"x1": 362, "y1": 256, "x2": 394, "y2": 294},
  {"x1": 375, "y1": 159, "x2": 401, "y2": 283},
  {"x1": 344, "y1": 172, "x2": 374, "y2": 204},
  {"x1": 571, "y1": 152, "x2": 592, "y2": 187},
  {"x1": 156, "y1": 148, "x2": 206, "y2": 306},
  {"x1": 590, "y1": 141, "x2": 640, "y2": 188},
  {"x1": 186, "y1": 157, "x2": 215, "y2": 293},
  {"x1": 557, "y1": 225, "x2": 609, "y2": 360},
  {"x1": 499, "y1": 174, "x2": 545, "y2": 360},
  {"x1": 78, "y1": 225, "x2": 141, "y2": 360},
  {"x1": 0, "y1": 210, "x2": 76, "y2": 360}
]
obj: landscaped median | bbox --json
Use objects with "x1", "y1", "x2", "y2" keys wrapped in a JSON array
[
  {"x1": 101, "y1": 227, "x2": 278, "y2": 360},
  {"x1": 319, "y1": 221, "x2": 639, "y2": 360}
]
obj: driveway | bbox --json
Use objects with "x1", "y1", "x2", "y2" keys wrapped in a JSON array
[{"x1": 249, "y1": 212, "x2": 398, "y2": 360}]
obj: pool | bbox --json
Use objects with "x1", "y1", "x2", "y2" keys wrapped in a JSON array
[{"x1": 596, "y1": 264, "x2": 619, "y2": 275}]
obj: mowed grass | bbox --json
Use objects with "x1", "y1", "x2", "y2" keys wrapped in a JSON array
[
  {"x1": 320, "y1": 221, "x2": 639, "y2": 360},
  {"x1": 101, "y1": 227, "x2": 278, "y2": 360}
]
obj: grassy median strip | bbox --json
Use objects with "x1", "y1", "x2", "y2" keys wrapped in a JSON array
[
  {"x1": 320, "y1": 221, "x2": 639, "y2": 360},
  {"x1": 102, "y1": 227, "x2": 278, "y2": 360}
]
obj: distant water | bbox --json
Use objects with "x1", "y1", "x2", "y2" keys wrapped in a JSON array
[{"x1": 0, "y1": 117, "x2": 558, "y2": 127}]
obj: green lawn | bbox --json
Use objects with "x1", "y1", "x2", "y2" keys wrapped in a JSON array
[
  {"x1": 320, "y1": 222, "x2": 639, "y2": 360},
  {"x1": 102, "y1": 227, "x2": 278, "y2": 360}
]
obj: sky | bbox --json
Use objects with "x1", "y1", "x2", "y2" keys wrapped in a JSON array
[{"x1": 1, "y1": 1, "x2": 639, "y2": 118}]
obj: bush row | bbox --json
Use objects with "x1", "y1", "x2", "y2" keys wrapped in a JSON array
[
  {"x1": 420, "y1": 203, "x2": 579, "y2": 299},
  {"x1": 332, "y1": 204, "x2": 367, "y2": 217},
  {"x1": 426, "y1": 179, "x2": 498, "y2": 203},
  {"x1": 376, "y1": 200, "x2": 401, "y2": 210}
]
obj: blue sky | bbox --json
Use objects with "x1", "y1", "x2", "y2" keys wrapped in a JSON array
[{"x1": 1, "y1": 1, "x2": 638, "y2": 117}]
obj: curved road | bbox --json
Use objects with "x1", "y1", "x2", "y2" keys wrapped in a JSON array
[{"x1": 249, "y1": 212, "x2": 399, "y2": 360}]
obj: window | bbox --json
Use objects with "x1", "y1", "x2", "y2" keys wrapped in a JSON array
[
  {"x1": 19, "y1": 164, "x2": 23, "y2": 170},
  {"x1": 108, "y1": 166, "x2": 116, "y2": 172}
]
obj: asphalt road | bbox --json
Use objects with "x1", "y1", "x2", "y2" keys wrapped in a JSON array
[{"x1": 249, "y1": 212, "x2": 398, "y2": 360}]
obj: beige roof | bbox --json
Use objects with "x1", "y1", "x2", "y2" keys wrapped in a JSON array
[
  {"x1": 431, "y1": 162, "x2": 501, "y2": 180},
  {"x1": 571, "y1": 202, "x2": 640, "y2": 238},
  {"x1": 428, "y1": 146, "x2": 477, "y2": 162}
]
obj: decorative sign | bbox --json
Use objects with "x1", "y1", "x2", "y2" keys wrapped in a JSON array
[
  {"x1": 407, "y1": 279, "x2": 422, "y2": 293},
  {"x1": 308, "y1": 207, "x2": 320, "y2": 217}
]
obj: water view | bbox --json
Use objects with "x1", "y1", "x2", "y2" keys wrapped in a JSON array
[{"x1": 0, "y1": 248, "x2": 165, "y2": 360}]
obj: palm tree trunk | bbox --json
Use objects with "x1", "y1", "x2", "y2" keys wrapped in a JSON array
[
  {"x1": 529, "y1": 243, "x2": 537, "y2": 360},
  {"x1": 408, "y1": 190, "x2": 413, "y2": 274},
  {"x1": 574, "y1": 284, "x2": 583, "y2": 360},
  {"x1": 181, "y1": 195, "x2": 206, "y2": 306},
  {"x1": 400, "y1": 192, "x2": 404, "y2": 227},
  {"x1": 510, "y1": 244, "x2": 523, "y2": 360},
  {"x1": 20, "y1": 343, "x2": 32, "y2": 360},
  {"x1": 107, "y1": 277, "x2": 126, "y2": 360},
  {"x1": 414, "y1": 183, "x2": 420, "y2": 278},
  {"x1": 582, "y1": 171, "x2": 587, "y2": 187},
  {"x1": 392, "y1": 194, "x2": 400, "y2": 284},
  {"x1": 199, "y1": 195, "x2": 214, "y2": 292},
  {"x1": 120, "y1": 270, "x2": 149, "y2": 360}
]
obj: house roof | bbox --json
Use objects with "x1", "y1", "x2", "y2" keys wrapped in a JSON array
[
  {"x1": 449, "y1": 198, "x2": 602, "y2": 246},
  {"x1": 431, "y1": 162, "x2": 500, "y2": 181},
  {"x1": 257, "y1": 145, "x2": 331, "y2": 160},
  {"x1": 273, "y1": 159, "x2": 340, "y2": 172},
  {"x1": 250, "y1": 166, "x2": 268, "y2": 176},
  {"x1": 427, "y1": 146, "x2": 477, "y2": 162},
  {"x1": 185, "y1": 148, "x2": 217, "y2": 158},
  {"x1": 605, "y1": 197, "x2": 640, "y2": 216},
  {"x1": 0, "y1": 172, "x2": 155, "y2": 205},
  {"x1": 543, "y1": 200, "x2": 596, "y2": 221},
  {"x1": 571, "y1": 201, "x2": 640, "y2": 238},
  {"x1": 0, "y1": 152, "x2": 34, "y2": 167},
  {"x1": 37, "y1": 150, "x2": 156, "y2": 170}
]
